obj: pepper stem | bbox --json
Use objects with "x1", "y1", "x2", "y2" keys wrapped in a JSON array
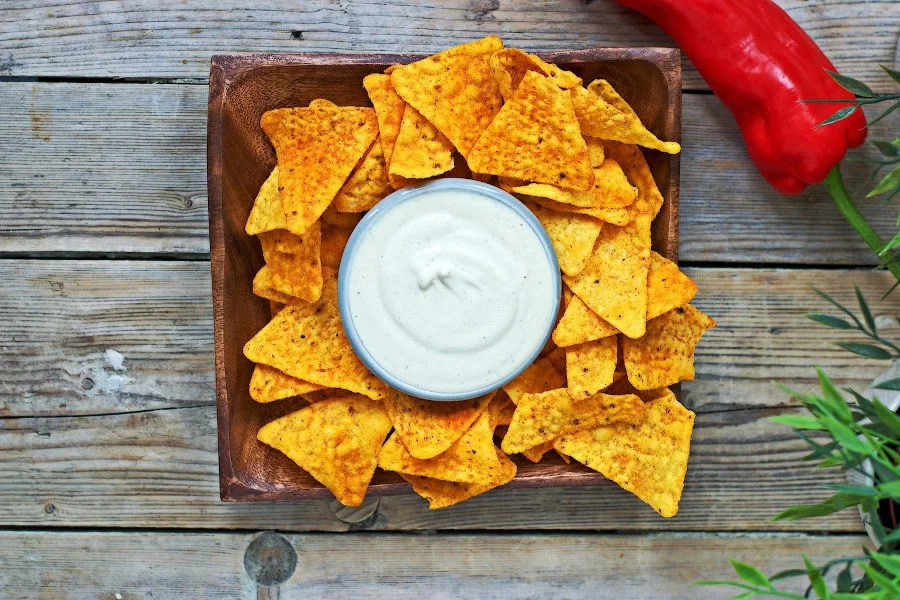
[{"x1": 823, "y1": 165, "x2": 900, "y2": 280}]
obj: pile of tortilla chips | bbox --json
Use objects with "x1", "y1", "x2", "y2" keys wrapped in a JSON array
[{"x1": 242, "y1": 38, "x2": 714, "y2": 517}]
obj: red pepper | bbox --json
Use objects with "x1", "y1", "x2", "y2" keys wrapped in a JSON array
[{"x1": 615, "y1": 0, "x2": 867, "y2": 194}]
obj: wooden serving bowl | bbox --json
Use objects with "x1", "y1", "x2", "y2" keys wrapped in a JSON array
[{"x1": 207, "y1": 48, "x2": 682, "y2": 502}]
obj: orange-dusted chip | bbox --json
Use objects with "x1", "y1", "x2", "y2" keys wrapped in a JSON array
[
  {"x1": 333, "y1": 136, "x2": 392, "y2": 212},
  {"x1": 260, "y1": 106, "x2": 378, "y2": 235},
  {"x1": 552, "y1": 293, "x2": 618, "y2": 347},
  {"x1": 249, "y1": 364, "x2": 324, "y2": 403},
  {"x1": 605, "y1": 378, "x2": 675, "y2": 403},
  {"x1": 527, "y1": 195, "x2": 633, "y2": 227},
  {"x1": 571, "y1": 81, "x2": 680, "y2": 154},
  {"x1": 522, "y1": 440, "x2": 554, "y2": 463},
  {"x1": 491, "y1": 48, "x2": 582, "y2": 100},
  {"x1": 488, "y1": 390, "x2": 517, "y2": 429},
  {"x1": 245, "y1": 167, "x2": 285, "y2": 235},
  {"x1": 243, "y1": 270, "x2": 391, "y2": 400},
  {"x1": 381, "y1": 389, "x2": 493, "y2": 459},
  {"x1": 566, "y1": 336, "x2": 618, "y2": 399},
  {"x1": 320, "y1": 222, "x2": 353, "y2": 270},
  {"x1": 511, "y1": 160, "x2": 637, "y2": 209},
  {"x1": 389, "y1": 105, "x2": 455, "y2": 179},
  {"x1": 555, "y1": 393, "x2": 694, "y2": 517},
  {"x1": 262, "y1": 228, "x2": 309, "y2": 255},
  {"x1": 468, "y1": 71, "x2": 593, "y2": 191},
  {"x1": 258, "y1": 223, "x2": 323, "y2": 303},
  {"x1": 502, "y1": 387, "x2": 646, "y2": 454},
  {"x1": 269, "y1": 300, "x2": 284, "y2": 317},
  {"x1": 502, "y1": 357, "x2": 565, "y2": 405},
  {"x1": 589, "y1": 79, "x2": 681, "y2": 154},
  {"x1": 623, "y1": 304, "x2": 716, "y2": 390},
  {"x1": 400, "y1": 447, "x2": 516, "y2": 509},
  {"x1": 364, "y1": 74, "x2": 405, "y2": 164},
  {"x1": 604, "y1": 141, "x2": 665, "y2": 219},
  {"x1": 546, "y1": 346, "x2": 567, "y2": 376},
  {"x1": 308, "y1": 98, "x2": 337, "y2": 109},
  {"x1": 647, "y1": 251, "x2": 698, "y2": 320},
  {"x1": 252, "y1": 265, "x2": 294, "y2": 304},
  {"x1": 390, "y1": 36, "x2": 504, "y2": 157},
  {"x1": 321, "y1": 205, "x2": 362, "y2": 229},
  {"x1": 585, "y1": 136, "x2": 605, "y2": 167},
  {"x1": 524, "y1": 200, "x2": 602, "y2": 277},
  {"x1": 257, "y1": 395, "x2": 392, "y2": 507}
]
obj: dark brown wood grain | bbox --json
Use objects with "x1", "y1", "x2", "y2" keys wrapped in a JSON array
[{"x1": 208, "y1": 49, "x2": 682, "y2": 501}]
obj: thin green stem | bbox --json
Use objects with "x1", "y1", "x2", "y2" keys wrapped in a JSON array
[{"x1": 824, "y1": 165, "x2": 900, "y2": 281}]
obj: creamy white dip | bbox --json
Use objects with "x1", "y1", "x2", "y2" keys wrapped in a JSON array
[{"x1": 341, "y1": 184, "x2": 558, "y2": 397}]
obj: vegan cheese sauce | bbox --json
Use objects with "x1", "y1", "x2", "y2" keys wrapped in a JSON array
[{"x1": 340, "y1": 182, "x2": 558, "y2": 397}]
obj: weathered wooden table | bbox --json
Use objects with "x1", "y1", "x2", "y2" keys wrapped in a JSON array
[{"x1": 1, "y1": 1, "x2": 898, "y2": 598}]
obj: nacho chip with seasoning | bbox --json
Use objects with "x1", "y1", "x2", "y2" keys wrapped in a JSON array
[
  {"x1": 252, "y1": 265, "x2": 294, "y2": 304},
  {"x1": 257, "y1": 394, "x2": 392, "y2": 507},
  {"x1": 381, "y1": 389, "x2": 492, "y2": 459},
  {"x1": 379, "y1": 411, "x2": 503, "y2": 483},
  {"x1": 555, "y1": 393, "x2": 694, "y2": 517},
  {"x1": 488, "y1": 390, "x2": 517, "y2": 429},
  {"x1": 258, "y1": 223, "x2": 323, "y2": 303},
  {"x1": 468, "y1": 71, "x2": 594, "y2": 191},
  {"x1": 522, "y1": 440, "x2": 554, "y2": 463},
  {"x1": 308, "y1": 98, "x2": 337, "y2": 109},
  {"x1": 552, "y1": 293, "x2": 619, "y2": 347},
  {"x1": 320, "y1": 222, "x2": 353, "y2": 270},
  {"x1": 604, "y1": 141, "x2": 665, "y2": 219},
  {"x1": 502, "y1": 387, "x2": 646, "y2": 454},
  {"x1": 333, "y1": 135, "x2": 392, "y2": 212},
  {"x1": 390, "y1": 36, "x2": 504, "y2": 157},
  {"x1": 400, "y1": 447, "x2": 517, "y2": 509},
  {"x1": 389, "y1": 105, "x2": 455, "y2": 179},
  {"x1": 585, "y1": 136, "x2": 605, "y2": 167},
  {"x1": 566, "y1": 336, "x2": 618, "y2": 398},
  {"x1": 623, "y1": 304, "x2": 716, "y2": 390},
  {"x1": 512, "y1": 160, "x2": 637, "y2": 209},
  {"x1": 269, "y1": 300, "x2": 284, "y2": 317},
  {"x1": 527, "y1": 195, "x2": 633, "y2": 227},
  {"x1": 260, "y1": 106, "x2": 378, "y2": 235},
  {"x1": 243, "y1": 270, "x2": 390, "y2": 400},
  {"x1": 364, "y1": 74, "x2": 405, "y2": 163},
  {"x1": 502, "y1": 357, "x2": 566, "y2": 405},
  {"x1": 647, "y1": 251, "x2": 698, "y2": 320},
  {"x1": 249, "y1": 364, "x2": 324, "y2": 403},
  {"x1": 491, "y1": 47, "x2": 582, "y2": 100},
  {"x1": 523, "y1": 200, "x2": 602, "y2": 277},
  {"x1": 245, "y1": 167, "x2": 285, "y2": 235}
]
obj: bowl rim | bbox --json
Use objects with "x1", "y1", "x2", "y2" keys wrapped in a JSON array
[{"x1": 337, "y1": 177, "x2": 562, "y2": 401}]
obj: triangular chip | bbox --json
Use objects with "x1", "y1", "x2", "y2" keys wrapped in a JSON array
[
  {"x1": 320, "y1": 222, "x2": 352, "y2": 270},
  {"x1": 555, "y1": 393, "x2": 694, "y2": 517},
  {"x1": 487, "y1": 390, "x2": 517, "y2": 429},
  {"x1": 552, "y1": 293, "x2": 618, "y2": 347},
  {"x1": 571, "y1": 82, "x2": 680, "y2": 154},
  {"x1": 522, "y1": 440, "x2": 554, "y2": 463},
  {"x1": 257, "y1": 395, "x2": 392, "y2": 506},
  {"x1": 525, "y1": 200, "x2": 602, "y2": 277},
  {"x1": 389, "y1": 104, "x2": 455, "y2": 179},
  {"x1": 546, "y1": 346, "x2": 567, "y2": 375},
  {"x1": 400, "y1": 447, "x2": 516, "y2": 509},
  {"x1": 378, "y1": 411, "x2": 503, "y2": 483},
  {"x1": 512, "y1": 160, "x2": 637, "y2": 209},
  {"x1": 502, "y1": 357, "x2": 566, "y2": 405},
  {"x1": 320, "y1": 205, "x2": 361, "y2": 229},
  {"x1": 363, "y1": 74, "x2": 405, "y2": 165},
  {"x1": 647, "y1": 251, "x2": 698, "y2": 320},
  {"x1": 258, "y1": 223, "x2": 323, "y2": 303},
  {"x1": 252, "y1": 265, "x2": 294, "y2": 304},
  {"x1": 527, "y1": 195, "x2": 633, "y2": 226},
  {"x1": 390, "y1": 36, "x2": 504, "y2": 157},
  {"x1": 269, "y1": 300, "x2": 284, "y2": 317},
  {"x1": 333, "y1": 135, "x2": 392, "y2": 212},
  {"x1": 604, "y1": 141, "x2": 665, "y2": 219},
  {"x1": 245, "y1": 167, "x2": 285, "y2": 235},
  {"x1": 566, "y1": 336, "x2": 618, "y2": 399},
  {"x1": 243, "y1": 270, "x2": 390, "y2": 399},
  {"x1": 249, "y1": 364, "x2": 324, "y2": 403},
  {"x1": 491, "y1": 48, "x2": 582, "y2": 100},
  {"x1": 623, "y1": 304, "x2": 716, "y2": 390},
  {"x1": 308, "y1": 98, "x2": 337, "y2": 109},
  {"x1": 468, "y1": 71, "x2": 593, "y2": 191},
  {"x1": 381, "y1": 389, "x2": 492, "y2": 459},
  {"x1": 262, "y1": 228, "x2": 310, "y2": 255},
  {"x1": 502, "y1": 387, "x2": 646, "y2": 454},
  {"x1": 586, "y1": 136, "x2": 605, "y2": 167},
  {"x1": 260, "y1": 106, "x2": 378, "y2": 235}
]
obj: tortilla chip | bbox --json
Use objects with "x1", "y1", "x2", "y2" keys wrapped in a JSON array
[
  {"x1": 252, "y1": 265, "x2": 295, "y2": 304},
  {"x1": 555, "y1": 393, "x2": 694, "y2": 517},
  {"x1": 552, "y1": 293, "x2": 618, "y2": 347},
  {"x1": 623, "y1": 304, "x2": 716, "y2": 390},
  {"x1": 258, "y1": 222, "x2": 323, "y2": 303},
  {"x1": 502, "y1": 387, "x2": 646, "y2": 454},
  {"x1": 586, "y1": 136, "x2": 605, "y2": 167},
  {"x1": 260, "y1": 106, "x2": 378, "y2": 235},
  {"x1": 523, "y1": 200, "x2": 602, "y2": 277},
  {"x1": 243, "y1": 270, "x2": 391, "y2": 400},
  {"x1": 390, "y1": 36, "x2": 504, "y2": 156},
  {"x1": 381, "y1": 389, "x2": 492, "y2": 459},
  {"x1": 300, "y1": 388, "x2": 348, "y2": 404},
  {"x1": 262, "y1": 228, "x2": 309, "y2": 255},
  {"x1": 364, "y1": 74, "x2": 405, "y2": 163},
  {"x1": 320, "y1": 205, "x2": 362, "y2": 229},
  {"x1": 245, "y1": 167, "x2": 285, "y2": 235},
  {"x1": 333, "y1": 136, "x2": 392, "y2": 212},
  {"x1": 491, "y1": 48, "x2": 582, "y2": 100},
  {"x1": 488, "y1": 391, "x2": 517, "y2": 429},
  {"x1": 566, "y1": 336, "x2": 618, "y2": 399},
  {"x1": 546, "y1": 346, "x2": 567, "y2": 376},
  {"x1": 522, "y1": 440, "x2": 554, "y2": 463},
  {"x1": 388, "y1": 104, "x2": 455, "y2": 179},
  {"x1": 269, "y1": 300, "x2": 284, "y2": 317},
  {"x1": 605, "y1": 378, "x2": 675, "y2": 403},
  {"x1": 571, "y1": 82, "x2": 680, "y2": 154},
  {"x1": 512, "y1": 160, "x2": 637, "y2": 209},
  {"x1": 468, "y1": 71, "x2": 593, "y2": 191},
  {"x1": 379, "y1": 411, "x2": 504, "y2": 483},
  {"x1": 647, "y1": 251, "x2": 698, "y2": 320},
  {"x1": 257, "y1": 394, "x2": 392, "y2": 506},
  {"x1": 502, "y1": 357, "x2": 566, "y2": 405},
  {"x1": 556, "y1": 449, "x2": 571, "y2": 464},
  {"x1": 400, "y1": 447, "x2": 516, "y2": 509},
  {"x1": 249, "y1": 364, "x2": 324, "y2": 403},
  {"x1": 320, "y1": 222, "x2": 353, "y2": 269},
  {"x1": 604, "y1": 141, "x2": 665, "y2": 219},
  {"x1": 527, "y1": 195, "x2": 633, "y2": 226},
  {"x1": 308, "y1": 99, "x2": 337, "y2": 109}
]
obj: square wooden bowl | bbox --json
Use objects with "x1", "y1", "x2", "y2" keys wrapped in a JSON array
[{"x1": 208, "y1": 48, "x2": 682, "y2": 502}]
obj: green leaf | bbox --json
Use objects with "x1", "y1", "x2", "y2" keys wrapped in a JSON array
[
  {"x1": 836, "y1": 564, "x2": 852, "y2": 593},
  {"x1": 769, "y1": 414, "x2": 826, "y2": 430},
  {"x1": 816, "y1": 104, "x2": 860, "y2": 128},
  {"x1": 869, "y1": 397, "x2": 900, "y2": 437},
  {"x1": 803, "y1": 556, "x2": 830, "y2": 599},
  {"x1": 773, "y1": 493, "x2": 864, "y2": 521},
  {"x1": 879, "y1": 231, "x2": 900, "y2": 256},
  {"x1": 855, "y1": 287, "x2": 877, "y2": 333},
  {"x1": 877, "y1": 480, "x2": 900, "y2": 496},
  {"x1": 872, "y1": 139, "x2": 900, "y2": 157},
  {"x1": 881, "y1": 65, "x2": 900, "y2": 85},
  {"x1": 881, "y1": 527, "x2": 900, "y2": 544},
  {"x1": 869, "y1": 100, "x2": 900, "y2": 126},
  {"x1": 826, "y1": 70, "x2": 875, "y2": 97},
  {"x1": 823, "y1": 483, "x2": 881, "y2": 497},
  {"x1": 811, "y1": 288, "x2": 861, "y2": 326},
  {"x1": 862, "y1": 561, "x2": 900, "y2": 593},
  {"x1": 806, "y1": 313, "x2": 855, "y2": 330},
  {"x1": 730, "y1": 559, "x2": 771, "y2": 587},
  {"x1": 866, "y1": 165, "x2": 900, "y2": 198},
  {"x1": 874, "y1": 377, "x2": 900, "y2": 391},
  {"x1": 769, "y1": 568, "x2": 810, "y2": 581},
  {"x1": 818, "y1": 369, "x2": 853, "y2": 421},
  {"x1": 726, "y1": 593, "x2": 757, "y2": 600},
  {"x1": 835, "y1": 342, "x2": 893, "y2": 360}
]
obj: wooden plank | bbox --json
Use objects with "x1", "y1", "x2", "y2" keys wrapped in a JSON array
[
  {"x1": 2, "y1": 82, "x2": 895, "y2": 263},
  {"x1": 1, "y1": 1, "x2": 896, "y2": 91},
  {"x1": 0, "y1": 530, "x2": 871, "y2": 599}
]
